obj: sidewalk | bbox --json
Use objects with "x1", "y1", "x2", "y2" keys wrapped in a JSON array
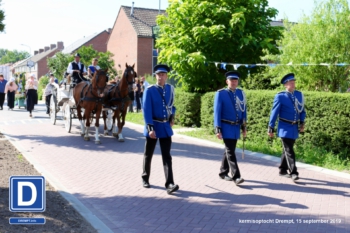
[{"x1": 1, "y1": 102, "x2": 349, "y2": 233}]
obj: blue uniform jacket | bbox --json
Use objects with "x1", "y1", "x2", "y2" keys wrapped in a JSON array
[
  {"x1": 0, "y1": 79, "x2": 7, "y2": 93},
  {"x1": 268, "y1": 90, "x2": 306, "y2": 139},
  {"x1": 143, "y1": 84, "x2": 176, "y2": 138},
  {"x1": 214, "y1": 88, "x2": 247, "y2": 139}
]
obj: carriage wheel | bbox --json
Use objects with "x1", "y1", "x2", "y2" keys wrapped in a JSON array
[
  {"x1": 65, "y1": 104, "x2": 72, "y2": 133},
  {"x1": 106, "y1": 109, "x2": 113, "y2": 131},
  {"x1": 50, "y1": 95, "x2": 56, "y2": 125}
]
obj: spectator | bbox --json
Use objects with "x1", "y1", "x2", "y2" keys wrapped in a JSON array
[
  {"x1": 135, "y1": 78, "x2": 141, "y2": 112},
  {"x1": 141, "y1": 76, "x2": 149, "y2": 89},
  {"x1": 4, "y1": 77, "x2": 18, "y2": 110},
  {"x1": 25, "y1": 74, "x2": 38, "y2": 117},
  {"x1": 140, "y1": 80, "x2": 145, "y2": 110},
  {"x1": 88, "y1": 58, "x2": 101, "y2": 79},
  {"x1": 44, "y1": 76, "x2": 56, "y2": 114},
  {"x1": 0, "y1": 74, "x2": 7, "y2": 110}
]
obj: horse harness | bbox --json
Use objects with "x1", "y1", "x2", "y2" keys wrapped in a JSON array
[
  {"x1": 103, "y1": 67, "x2": 135, "y2": 111},
  {"x1": 79, "y1": 71, "x2": 106, "y2": 105}
]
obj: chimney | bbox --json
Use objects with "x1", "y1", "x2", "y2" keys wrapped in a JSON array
[
  {"x1": 34, "y1": 51, "x2": 38, "y2": 55},
  {"x1": 39, "y1": 49, "x2": 44, "y2": 53},
  {"x1": 130, "y1": 2, "x2": 134, "y2": 16},
  {"x1": 107, "y1": 28, "x2": 112, "y2": 34},
  {"x1": 50, "y1": 44, "x2": 56, "y2": 50},
  {"x1": 44, "y1": 46, "x2": 50, "y2": 51},
  {"x1": 57, "y1": 41, "x2": 64, "y2": 50}
]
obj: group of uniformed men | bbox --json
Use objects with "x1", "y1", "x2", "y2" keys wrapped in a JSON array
[
  {"x1": 142, "y1": 64, "x2": 306, "y2": 194},
  {"x1": 64, "y1": 53, "x2": 306, "y2": 194}
]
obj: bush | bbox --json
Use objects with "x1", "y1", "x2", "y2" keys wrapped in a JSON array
[
  {"x1": 37, "y1": 76, "x2": 49, "y2": 101},
  {"x1": 200, "y1": 92, "x2": 215, "y2": 130},
  {"x1": 174, "y1": 89, "x2": 202, "y2": 127},
  {"x1": 200, "y1": 89, "x2": 350, "y2": 158}
]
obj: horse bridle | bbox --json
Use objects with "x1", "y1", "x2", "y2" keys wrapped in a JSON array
[
  {"x1": 123, "y1": 66, "x2": 136, "y2": 85},
  {"x1": 94, "y1": 71, "x2": 106, "y2": 96}
]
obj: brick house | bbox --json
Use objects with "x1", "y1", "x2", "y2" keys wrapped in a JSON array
[
  {"x1": 107, "y1": 6, "x2": 286, "y2": 77},
  {"x1": 62, "y1": 29, "x2": 111, "y2": 55},
  {"x1": 107, "y1": 6, "x2": 165, "y2": 76},
  {"x1": 13, "y1": 42, "x2": 64, "y2": 79}
]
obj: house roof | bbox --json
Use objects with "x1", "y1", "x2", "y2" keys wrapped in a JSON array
[
  {"x1": 61, "y1": 30, "x2": 108, "y2": 54},
  {"x1": 122, "y1": 6, "x2": 166, "y2": 38},
  {"x1": 15, "y1": 48, "x2": 57, "y2": 68},
  {"x1": 270, "y1": 20, "x2": 284, "y2": 27}
]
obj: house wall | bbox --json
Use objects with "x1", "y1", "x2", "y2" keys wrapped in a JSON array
[
  {"x1": 137, "y1": 37, "x2": 153, "y2": 76},
  {"x1": 107, "y1": 9, "x2": 138, "y2": 76},
  {"x1": 84, "y1": 31, "x2": 109, "y2": 53}
]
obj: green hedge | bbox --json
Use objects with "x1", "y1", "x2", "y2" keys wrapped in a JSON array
[
  {"x1": 174, "y1": 89, "x2": 201, "y2": 127},
  {"x1": 200, "y1": 90, "x2": 350, "y2": 157}
]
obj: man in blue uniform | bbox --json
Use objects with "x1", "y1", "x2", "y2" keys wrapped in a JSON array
[
  {"x1": 141, "y1": 64, "x2": 179, "y2": 194},
  {"x1": 214, "y1": 71, "x2": 247, "y2": 185},
  {"x1": 268, "y1": 73, "x2": 306, "y2": 181},
  {"x1": 66, "y1": 53, "x2": 88, "y2": 84}
]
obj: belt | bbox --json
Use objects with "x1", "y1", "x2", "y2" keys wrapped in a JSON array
[
  {"x1": 221, "y1": 119, "x2": 240, "y2": 125},
  {"x1": 153, "y1": 117, "x2": 168, "y2": 123},
  {"x1": 279, "y1": 118, "x2": 299, "y2": 125}
]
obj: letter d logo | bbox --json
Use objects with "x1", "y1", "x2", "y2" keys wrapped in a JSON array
[{"x1": 10, "y1": 176, "x2": 46, "y2": 212}]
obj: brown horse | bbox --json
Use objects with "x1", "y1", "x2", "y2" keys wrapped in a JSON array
[
  {"x1": 102, "y1": 63, "x2": 136, "y2": 141},
  {"x1": 73, "y1": 69, "x2": 108, "y2": 144}
]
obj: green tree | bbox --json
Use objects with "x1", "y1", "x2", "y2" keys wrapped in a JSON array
[
  {"x1": 156, "y1": 0, "x2": 282, "y2": 92},
  {"x1": 77, "y1": 45, "x2": 117, "y2": 76},
  {"x1": 47, "y1": 52, "x2": 73, "y2": 80},
  {"x1": 0, "y1": 0, "x2": 5, "y2": 32},
  {"x1": 262, "y1": 0, "x2": 350, "y2": 92},
  {"x1": 0, "y1": 49, "x2": 30, "y2": 64},
  {"x1": 48, "y1": 46, "x2": 117, "y2": 80}
]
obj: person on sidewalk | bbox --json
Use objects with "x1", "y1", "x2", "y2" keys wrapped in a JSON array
[
  {"x1": 141, "y1": 64, "x2": 179, "y2": 194},
  {"x1": 25, "y1": 74, "x2": 38, "y2": 118},
  {"x1": 44, "y1": 76, "x2": 56, "y2": 114},
  {"x1": 0, "y1": 74, "x2": 7, "y2": 110},
  {"x1": 268, "y1": 73, "x2": 306, "y2": 182},
  {"x1": 4, "y1": 77, "x2": 18, "y2": 110},
  {"x1": 66, "y1": 53, "x2": 87, "y2": 84},
  {"x1": 214, "y1": 71, "x2": 247, "y2": 186}
]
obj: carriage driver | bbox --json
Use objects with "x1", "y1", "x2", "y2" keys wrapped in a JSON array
[{"x1": 66, "y1": 53, "x2": 88, "y2": 84}]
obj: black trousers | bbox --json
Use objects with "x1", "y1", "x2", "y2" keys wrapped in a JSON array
[
  {"x1": 45, "y1": 94, "x2": 52, "y2": 113},
  {"x1": 7, "y1": 91, "x2": 15, "y2": 109},
  {"x1": 0, "y1": 93, "x2": 5, "y2": 108},
  {"x1": 142, "y1": 137, "x2": 174, "y2": 188},
  {"x1": 219, "y1": 139, "x2": 241, "y2": 180},
  {"x1": 280, "y1": 138, "x2": 298, "y2": 175}
]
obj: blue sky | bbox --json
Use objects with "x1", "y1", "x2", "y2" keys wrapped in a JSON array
[{"x1": 0, "y1": 0, "x2": 317, "y2": 53}]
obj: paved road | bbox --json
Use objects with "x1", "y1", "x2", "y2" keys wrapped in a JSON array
[{"x1": 1, "y1": 101, "x2": 349, "y2": 233}]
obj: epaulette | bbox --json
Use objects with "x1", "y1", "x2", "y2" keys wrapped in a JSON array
[
  {"x1": 294, "y1": 90, "x2": 302, "y2": 94},
  {"x1": 147, "y1": 85, "x2": 156, "y2": 89},
  {"x1": 217, "y1": 88, "x2": 226, "y2": 92},
  {"x1": 277, "y1": 91, "x2": 286, "y2": 94}
]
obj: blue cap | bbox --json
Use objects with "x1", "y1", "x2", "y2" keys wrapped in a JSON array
[
  {"x1": 154, "y1": 64, "x2": 170, "y2": 74},
  {"x1": 281, "y1": 73, "x2": 295, "y2": 84},
  {"x1": 225, "y1": 71, "x2": 240, "y2": 79}
]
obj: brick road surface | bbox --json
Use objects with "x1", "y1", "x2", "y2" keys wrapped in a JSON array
[{"x1": 1, "y1": 102, "x2": 349, "y2": 233}]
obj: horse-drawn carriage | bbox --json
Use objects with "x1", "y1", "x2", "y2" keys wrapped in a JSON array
[{"x1": 49, "y1": 64, "x2": 136, "y2": 144}]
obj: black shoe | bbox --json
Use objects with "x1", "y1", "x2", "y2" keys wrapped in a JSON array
[
  {"x1": 279, "y1": 171, "x2": 291, "y2": 178},
  {"x1": 166, "y1": 184, "x2": 179, "y2": 194},
  {"x1": 142, "y1": 180, "x2": 150, "y2": 188},
  {"x1": 234, "y1": 178, "x2": 244, "y2": 185},
  {"x1": 291, "y1": 174, "x2": 299, "y2": 181},
  {"x1": 219, "y1": 174, "x2": 233, "y2": 181}
]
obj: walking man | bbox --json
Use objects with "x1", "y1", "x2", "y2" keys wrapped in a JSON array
[
  {"x1": 268, "y1": 73, "x2": 306, "y2": 182},
  {"x1": 214, "y1": 71, "x2": 247, "y2": 185},
  {"x1": 141, "y1": 64, "x2": 179, "y2": 194}
]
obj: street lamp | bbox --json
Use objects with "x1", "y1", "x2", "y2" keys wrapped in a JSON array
[{"x1": 20, "y1": 44, "x2": 31, "y2": 56}]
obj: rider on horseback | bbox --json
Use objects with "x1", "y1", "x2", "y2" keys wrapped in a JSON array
[{"x1": 66, "y1": 53, "x2": 88, "y2": 84}]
